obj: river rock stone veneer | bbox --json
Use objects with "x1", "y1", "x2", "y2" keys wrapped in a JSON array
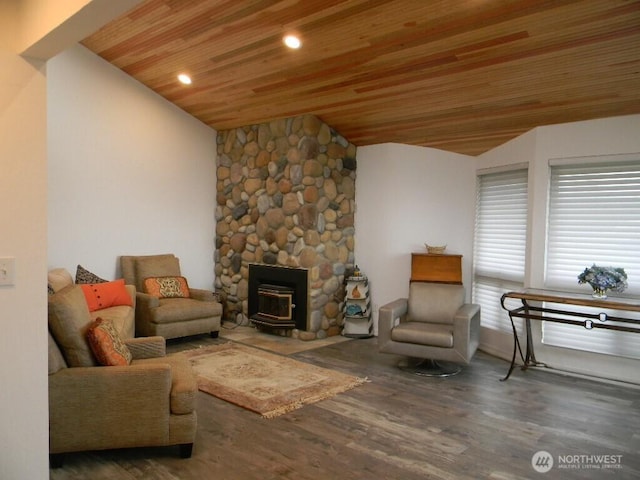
[{"x1": 215, "y1": 115, "x2": 357, "y2": 340}]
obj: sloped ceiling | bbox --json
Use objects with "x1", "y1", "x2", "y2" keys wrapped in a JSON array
[{"x1": 82, "y1": 0, "x2": 640, "y2": 156}]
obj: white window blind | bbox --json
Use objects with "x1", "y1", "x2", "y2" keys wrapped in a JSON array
[
  {"x1": 544, "y1": 157, "x2": 640, "y2": 359},
  {"x1": 473, "y1": 168, "x2": 528, "y2": 333}
]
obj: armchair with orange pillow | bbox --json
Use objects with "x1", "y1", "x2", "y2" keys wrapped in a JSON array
[
  {"x1": 120, "y1": 254, "x2": 222, "y2": 340},
  {"x1": 47, "y1": 272, "x2": 197, "y2": 466}
]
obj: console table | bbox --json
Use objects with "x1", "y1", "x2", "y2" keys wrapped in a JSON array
[{"x1": 500, "y1": 288, "x2": 640, "y2": 381}]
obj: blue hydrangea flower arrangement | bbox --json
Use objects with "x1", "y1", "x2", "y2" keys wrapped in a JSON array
[{"x1": 578, "y1": 264, "x2": 628, "y2": 298}]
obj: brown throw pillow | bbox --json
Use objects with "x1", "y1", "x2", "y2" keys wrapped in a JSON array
[
  {"x1": 86, "y1": 318, "x2": 132, "y2": 366},
  {"x1": 143, "y1": 276, "x2": 190, "y2": 298},
  {"x1": 75, "y1": 264, "x2": 108, "y2": 284}
]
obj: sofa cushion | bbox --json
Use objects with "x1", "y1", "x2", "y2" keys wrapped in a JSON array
[
  {"x1": 86, "y1": 318, "x2": 132, "y2": 366},
  {"x1": 391, "y1": 321, "x2": 454, "y2": 348},
  {"x1": 152, "y1": 297, "x2": 222, "y2": 324},
  {"x1": 91, "y1": 305, "x2": 135, "y2": 339},
  {"x1": 48, "y1": 330, "x2": 68, "y2": 374},
  {"x1": 80, "y1": 279, "x2": 134, "y2": 312},
  {"x1": 48, "y1": 284, "x2": 97, "y2": 367},
  {"x1": 407, "y1": 282, "x2": 465, "y2": 325},
  {"x1": 48, "y1": 268, "x2": 74, "y2": 293},
  {"x1": 134, "y1": 353, "x2": 196, "y2": 415},
  {"x1": 144, "y1": 276, "x2": 190, "y2": 299},
  {"x1": 75, "y1": 264, "x2": 108, "y2": 284}
]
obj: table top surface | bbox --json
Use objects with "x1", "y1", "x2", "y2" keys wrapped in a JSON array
[{"x1": 502, "y1": 288, "x2": 640, "y2": 312}]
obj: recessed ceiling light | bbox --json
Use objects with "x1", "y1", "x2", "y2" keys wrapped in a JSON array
[
  {"x1": 283, "y1": 34, "x2": 301, "y2": 49},
  {"x1": 177, "y1": 73, "x2": 192, "y2": 85}
]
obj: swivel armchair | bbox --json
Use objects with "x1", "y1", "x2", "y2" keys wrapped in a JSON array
[{"x1": 378, "y1": 282, "x2": 480, "y2": 376}]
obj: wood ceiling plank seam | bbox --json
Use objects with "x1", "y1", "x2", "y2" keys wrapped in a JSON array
[
  {"x1": 85, "y1": 1, "x2": 270, "y2": 61},
  {"x1": 352, "y1": 26, "x2": 640, "y2": 95},
  {"x1": 154, "y1": 0, "x2": 378, "y2": 66},
  {"x1": 363, "y1": 0, "x2": 564, "y2": 53},
  {"x1": 328, "y1": 91, "x2": 634, "y2": 129},
  {"x1": 182, "y1": 79, "x2": 636, "y2": 129},
  {"x1": 522, "y1": 0, "x2": 640, "y2": 38},
  {"x1": 350, "y1": 11, "x2": 640, "y2": 86},
  {"x1": 188, "y1": 79, "x2": 632, "y2": 129},
  {"x1": 296, "y1": 34, "x2": 538, "y2": 96},
  {"x1": 312, "y1": 55, "x2": 634, "y2": 105},
  {"x1": 338, "y1": 101, "x2": 640, "y2": 136}
]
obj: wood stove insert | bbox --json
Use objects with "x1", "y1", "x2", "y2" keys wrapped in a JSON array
[{"x1": 248, "y1": 264, "x2": 308, "y2": 331}]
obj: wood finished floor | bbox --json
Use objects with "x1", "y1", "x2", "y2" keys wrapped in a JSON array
[{"x1": 50, "y1": 331, "x2": 640, "y2": 480}]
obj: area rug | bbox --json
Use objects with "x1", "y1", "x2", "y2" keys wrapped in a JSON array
[{"x1": 184, "y1": 342, "x2": 367, "y2": 418}]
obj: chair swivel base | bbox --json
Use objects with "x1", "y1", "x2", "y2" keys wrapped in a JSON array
[{"x1": 398, "y1": 358, "x2": 462, "y2": 377}]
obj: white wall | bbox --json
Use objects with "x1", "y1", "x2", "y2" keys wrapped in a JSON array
[
  {"x1": 47, "y1": 44, "x2": 218, "y2": 289},
  {"x1": 0, "y1": 50, "x2": 49, "y2": 480},
  {"x1": 478, "y1": 114, "x2": 640, "y2": 383},
  {"x1": 355, "y1": 143, "x2": 477, "y2": 334}
]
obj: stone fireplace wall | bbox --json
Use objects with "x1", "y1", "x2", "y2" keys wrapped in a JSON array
[{"x1": 214, "y1": 115, "x2": 357, "y2": 340}]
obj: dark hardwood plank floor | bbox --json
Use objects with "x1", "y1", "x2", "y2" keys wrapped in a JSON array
[{"x1": 50, "y1": 333, "x2": 640, "y2": 480}]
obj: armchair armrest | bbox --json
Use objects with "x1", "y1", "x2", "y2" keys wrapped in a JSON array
[
  {"x1": 454, "y1": 303, "x2": 481, "y2": 324},
  {"x1": 124, "y1": 284, "x2": 137, "y2": 308},
  {"x1": 378, "y1": 298, "x2": 408, "y2": 346},
  {"x1": 124, "y1": 336, "x2": 166, "y2": 359},
  {"x1": 452, "y1": 303, "x2": 481, "y2": 363},
  {"x1": 136, "y1": 291, "x2": 160, "y2": 308},
  {"x1": 189, "y1": 288, "x2": 217, "y2": 302},
  {"x1": 133, "y1": 292, "x2": 161, "y2": 338},
  {"x1": 49, "y1": 363, "x2": 172, "y2": 401},
  {"x1": 49, "y1": 363, "x2": 172, "y2": 452}
]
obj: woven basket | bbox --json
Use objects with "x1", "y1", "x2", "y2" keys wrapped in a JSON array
[{"x1": 425, "y1": 244, "x2": 446, "y2": 254}]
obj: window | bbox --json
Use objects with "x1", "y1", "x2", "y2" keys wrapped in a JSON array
[
  {"x1": 473, "y1": 168, "x2": 528, "y2": 333},
  {"x1": 544, "y1": 156, "x2": 640, "y2": 358}
]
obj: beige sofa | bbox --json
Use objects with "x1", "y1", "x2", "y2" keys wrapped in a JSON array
[{"x1": 47, "y1": 270, "x2": 198, "y2": 466}]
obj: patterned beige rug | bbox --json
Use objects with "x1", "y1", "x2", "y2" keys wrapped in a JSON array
[{"x1": 184, "y1": 342, "x2": 367, "y2": 418}]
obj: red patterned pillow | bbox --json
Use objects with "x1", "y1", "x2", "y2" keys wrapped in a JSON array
[
  {"x1": 86, "y1": 318, "x2": 132, "y2": 366},
  {"x1": 80, "y1": 279, "x2": 133, "y2": 312},
  {"x1": 143, "y1": 276, "x2": 190, "y2": 298}
]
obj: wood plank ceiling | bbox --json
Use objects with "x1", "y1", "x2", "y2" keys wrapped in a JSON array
[{"x1": 82, "y1": 0, "x2": 640, "y2": 156}]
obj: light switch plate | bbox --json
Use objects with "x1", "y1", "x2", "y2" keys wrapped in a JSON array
[{"x1": 0, "y1": 257, "x2": 15, "y2": 286}]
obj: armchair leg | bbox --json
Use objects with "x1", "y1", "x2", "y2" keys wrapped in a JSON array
[
  {"x1": 49, "y1": 453, "x2": 65, "y2": 468},
  {"x1": 210, "y1": 330, "x2": 219, "y2": 338},
  {"x1": 179, "y1": 443, "x2": 194, "y2": 458}
]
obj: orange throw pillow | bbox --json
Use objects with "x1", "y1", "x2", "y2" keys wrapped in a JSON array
[
  {"x1": 143, "y1": 276, "x2": 190, "y2": 298},
  {"x1": 80, "y1": 279, "x2": 133, "y2": 312},
  {"x1": 86, "y1": 318, "x2": 132, "y2": 366}
]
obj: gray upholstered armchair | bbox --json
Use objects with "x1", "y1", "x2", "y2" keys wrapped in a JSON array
[
  {"x1": 120, "y1": 254, "x2": 222, "y2": 339},
  {"x1": 378, "y1": 282, "x2": 481, "y2": 376}
]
